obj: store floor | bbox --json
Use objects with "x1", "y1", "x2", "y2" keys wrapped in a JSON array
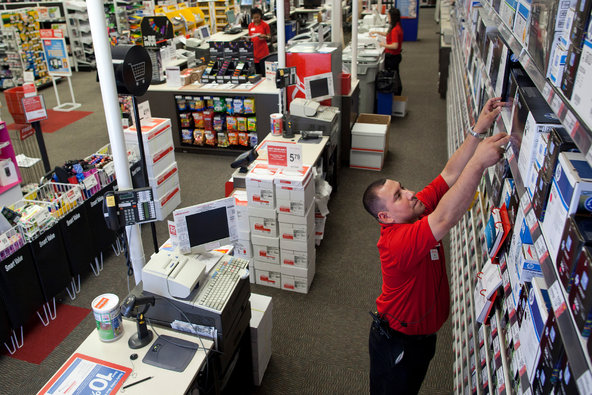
[{"x1": 0, "y1": 10, "x2": 451, "y2": 395}]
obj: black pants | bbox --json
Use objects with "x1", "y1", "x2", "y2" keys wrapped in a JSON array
[
  {"x1": 369, "y1": 319, "x2": 437, "y2": 395},
  {"x1": 384, "y1": 53, "x2": 403, "y2": 95}
]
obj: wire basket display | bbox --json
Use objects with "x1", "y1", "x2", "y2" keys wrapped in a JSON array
[
  {"x1": 23, "y1": 183, "x2": 84, "y2": 219},
  {"x1": 8, "y1": 200, "x2": 57, "y2": 243},
  {"x1": 84, "y1": 153, "x2": 116, "y2": 188},
  {"x1": 0, "y1": 225, "x2": 25, "y2": 262}
]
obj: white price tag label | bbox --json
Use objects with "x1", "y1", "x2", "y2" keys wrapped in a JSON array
[
  {"x1": 267, "y1": 142, "x2": 303, "y2": 170},
  {"x1": 526, "y1": 209, "x2": 537, "y2": 230},
  {"x1": 564, "y1": 112, "x2": 578, "y2": 136},
  {"x1": 551, "y1": 95, "x2": 563, "y2": 114},
  {"x1": 586, "y1": 146, "x2": 592, "y2": 166},
  {"x1": 0, "y1": 233, "x2": 10, "y2": 249},
  {"x1": 577, "y1": 371, "x2": 592, "y2": 395},
  {"x1": 82, "y1": 175, "x2": 98, "y2": 190},
  {"x1": 542, "y1": 82, "x2": 553, "y2": 101},
  {"x1": 534, "y1": 236, "x2": 548, "y2": 262},
  {"x1": 548, "y1": 281, "x2": 567, "y2": 318},
  {"x1": 103, "y1": 162, "x2": 115, "y2": 177},
  {"x1": 138, "y1": 100, "x2": 151, "y2": 121}
]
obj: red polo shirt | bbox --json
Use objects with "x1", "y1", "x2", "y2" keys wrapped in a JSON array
[
  {"x1": 385, "y1": 24, "x2": 403, "y2": 56},
  {"x1": 376, "y1": 175, "x2": 450, "y2": 336},
  {"x1": 248, "y1": 21, "x2": 270, "y2": 63}
]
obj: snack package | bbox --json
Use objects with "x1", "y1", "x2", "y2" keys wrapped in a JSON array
[
  {"x1": 217, "y1": 132, "x2": 230, "y2": 147},
  {"x1": 233, "y1": 97, "x2": 244, "y2": 114},
  {"x1": 226, "y1": 116, "x2": 237, "y2": 131},
  {"x1": 213, "y1": 114, "x2": 225, "y2": 132},
  {"x1": 179, "y1": 113, "x2": 192, "y2": 128},
  {"x1": 188, "y1": 98, "x2": 198, "y2": 111},
  {"x1": 228, "y1": 131, "x2": 239, "y2": 145},
  {"x1": 238, "y1": 132, "x2": 249, "y2": 146},
  {"x1": 205, "y1": 131, "x2": 217, "y2": 146},
  {"x1": 181, "y1": 129, "x2": 193, "y2": 144},
  {"x1": 194, "y1": 97, "x2": 205, "y2": 111},
  {"x1": 244, "y1": 97, "x2": 256, "y2": 114},
  {"x1": 249, "y1": 132, "x2": 258, "y2": 147},
  {"x1": 225, "y1": 97, "x2": 234, "y2": 115},
  {"x1": 213, "y1": 97, "x2": 225, "y2": 112},
  {"x1": 203, "y1": 109, "x2": 214, "y2": 130},
  {"x1": 206, "y1": 97, "x2": 214, "y2": 109},
  {"x1": 247, "y1": 116, "x2": 257, "y2": 131},
  {"x1": 176, "y1": 97, "x2": 187, "y2": 111},
  {"x1": 193, "y1": 129, "x2": 204, "y2": 146},
  {"x1": 237, "y1": 116, "x2": 247, "y2": 131},
  {"x1": 192, "y1": 112, "x2": 204, "y2": 129}
]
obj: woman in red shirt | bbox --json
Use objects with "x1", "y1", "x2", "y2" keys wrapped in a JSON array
[
  {"x1": 373, "y1": 8, "x2": 404, "y2": 95},
  {"x1": 248, "y1": 8, "x2": 271, "y2": 75}
]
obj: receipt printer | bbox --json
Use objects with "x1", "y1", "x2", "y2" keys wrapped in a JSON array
[
  {"x1": 142, "y1": 249, "x2": 207, "y2": 299},
  {"x1": 290, "y1": 98, "x2": 320, "y2": 117}
]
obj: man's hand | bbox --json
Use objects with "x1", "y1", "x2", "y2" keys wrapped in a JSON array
[
  {"x1": 472, "y1": 133, "x2": 511, "y2": 169},
  {"x1": 474, "y1": 97, "x2": 507, "y2": 134}
]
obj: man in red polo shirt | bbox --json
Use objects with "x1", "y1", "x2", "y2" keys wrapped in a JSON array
[
  {"x1": 363, "y1": 97, "x2": 510, "y2": 394},
  {"x1": 248, "y1": 8, "x2": 270, "y2": 76}
]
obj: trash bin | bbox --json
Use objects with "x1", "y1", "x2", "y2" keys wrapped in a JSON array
[
  {"x1": 4, "y1": 86, "x2": 27, "y2": 124},
  {"x1": 343, "y1": 54, "x2": 380, "y2": 114}
]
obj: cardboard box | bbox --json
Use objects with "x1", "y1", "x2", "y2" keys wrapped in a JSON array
[
  {"x1": 571, "y1": 39, "x2": 592, "y2": 130},
  {"x1": 274, "y1": 167, "x2": 314, "y2": 216},
  {"x1": 351, "y1": 122, "x2": 388, "y2": 152},
  {"x1": 281, "y1": 233, "x2": 315, "y2": 269},
  {"x1": 356, "y1": 113, "x2": 391, "y2": 147},
  {"x1": 255, "y1": 268, "x2": 281, "y2": 288},
  {"x1": 350, "y1": 149, "x2": 385, "y2": 171},
  {"x1": 250, "y1": 293, "x2": 272, "y2": 386},
  {"x1": 547, "y1": 40, "x2": 569, "y2": 88},
  {"x1": 154, "y1": 184, "x2": 181, "y2": 221},
  {"x1": 281, "y1": 258, "x2": 316, "y2": 294},
  {"x1": 392, "y1": 96, "x2": 407, "y2": 117},
  {"x1": 251, "y1": 235, "x2": 280, "y2": 265},
  {"x1": 556, "y1": 215, "x2": 592, "y2": 289},
  {"x1": 278, "y1": 201, "x2": 314, "y2": 243},
  {"x1": 568, "y1": 246, "x2": 592, "y2": 335},
  {"x1": 499, "y1": 0, "x2": 518, "y2": 28},
  {"x1": 542, "y1": 152, "x2": 592, "y2": 261},
  {"x1": 249, "y1": 206, "x2": 278, "y2": 237},
  {"x1": 231, "y1": 188, "x2": 250, "y2": 232},
  {"x1": 246, "y1": 162, "x2": 279, "y2": 209},
  {"x1": 518, "y1": 243, "x2": 543, "y2": 283},
  {"x1": 124, "y1": 118, "x2": 173, "y2": 156},
  {"x1": 512, "y1": 0, "x2": 531, "y2": 45},
  {"x1": 149, "y1": 161, "x2": 179, "y2": 201}
]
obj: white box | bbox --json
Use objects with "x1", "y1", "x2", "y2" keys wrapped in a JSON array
[
  {"x1": 249, "y1": 206, "x2": 278, "y2": 237},
  {"x1": 351, "y1": 122, "x2": 388, "y2": 152},
  {"x1": 154, "y1": 184, "x2": 181, "y2": 220},
  {"x1": 350, "y1": 149, "x2": 385, "y2": 171},
  {"x1": 250, "y1": 293, "x2": 272, "y2": 386},
  {"x1": 254, "y1": 261, "x2": 282, "y2": 288},
  {"x1": 281, "y1": 259, "x2": 316, "y2": 294},
  {"x1": 252, "y1": 235, "x2": 280, "y2": 265},
  {"x1": 281, "y1": 233, "x2": 315, "y2": 269},
  {"x1": 499, "y1": 0, "x2": 517, "y2": 28},
  {"x1": 512, "y1": 0, "x2": 531, "y2": 45},
  {"x1": 144, "y1": 143, "x2": 176, "y2": 180},
  {"x1": 542, "y1": 152, "x2": 592, "y2": 261},
  {"x1": 571, "y1": 39, "x2": 592, "y2": 130},
  {"x1": 246, "y1": 162, "x2": 279, "y2": 209},
  {"x1": 278, "y1": 201, "x2": 314, "y2": 243},
  {"x1": 124, "y1": 117, "x2": 173, "y2": 155},
  {"x1": 547, "y1": 39, "x2": 568, "y2": 88},
  {"x1": 517, "y1": 110, "x2": 555, "y2": 193},
  {"x1": 392, "y1": 96, "x2": 407, "y2": 117},
  {"x1": 517, "y1": 243, "x2": 543, "y2": 283},
  {"x1": 275, "y1": 167, "x2": 315, "y2": 216},
  {"x1": 149, "y1": 161, "x2": 179, "y2": 201},
  {"x1": 231, "y1": 188, "x2": 250, "y2": 232}
]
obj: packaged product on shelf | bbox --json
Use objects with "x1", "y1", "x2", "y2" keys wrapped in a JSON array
[
  {"x1": 181, "y1": 129, "x2": 193, "y2": 144},
  {"x1": 217, "y1": 132, "x2": 229, "y2": 147},
  {"x1": 249, "y1": 132, "x2": 258, "y2": 147},
  {"x1": 233, "y1": 97, "x2": 244, "y2": 114},
  {"x1": 226, "y1": 97, "x2": 234, "y2": 114},
  {"x1": 188, "y1": 98, "x2": 198, "y2": 111},
  {"x1": 192, "y1": 112, "x2": 204, "y2": 128},
  {"x1": 227, "y1": 116, "x2": 237, "y2": 131},
  {"x1": 228, "y1": 131, "x2": 239, "y2": 145},
  {"x1": 248, "y1": 117, "x2": 257, "y2": 131},
  {"x1": 239, "y1": 132, "x2": 249, "y2": 146},
  {"x1": 213, "y1": 114, "x2": 225, "y2": 131},
  {"x1": 203, "y1": 109, "x2": 214, "y2": 129},
  {"x1": 237, "y1": 116, "x2": 247, "y2": 131},
  {"x1": 195, "y1": 97, "x2": 205, "y2": 111},
  {"x1": 205, "y1": 131, "x2": 217, "y2": 146},
  {"x1": 244, "y1": 97, "x2": 256, "y2": 114},
  {"x1": 213, "y1": 97, "x2": 225, "y2": 112},
  {"x1": 193, "y1": 129, "x2": 204, "y2": 146},
  {"x1": 179, "y1": 113, "x2": 192, "y2": 128},
  {"x1": 176, "y1": 97, "x2": 187, "y2": 111},
  {"x1": 206, "y1": 97, "x2": 214, "y2": 109}
]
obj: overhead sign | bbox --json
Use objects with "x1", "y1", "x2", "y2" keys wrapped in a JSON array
[{"x1": 40, "y1": 29, "x2": 71, "y2": 77}]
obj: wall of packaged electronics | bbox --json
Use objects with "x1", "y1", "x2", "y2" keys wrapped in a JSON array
[{"x1": 447, "y1": 0, "x2": 592, "y2": 393}]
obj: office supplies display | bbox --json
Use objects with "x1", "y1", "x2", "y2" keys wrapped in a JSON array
[{"x1": 447, "y1": 0, "x2": 592, "y2": 393}]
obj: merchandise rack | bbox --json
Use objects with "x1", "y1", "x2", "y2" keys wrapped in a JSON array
[{"x1": 448, "y1": 0, "x2": 592, "y2": 393}]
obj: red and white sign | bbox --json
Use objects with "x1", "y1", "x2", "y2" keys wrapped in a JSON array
[
  {"x1": 22, "y1": 82, "x2": 37, "y2": 98},
  {"x1": 266, "y1": 142, "x2": 302, "y2": 169},
  {"x1": 22, "y1": 95, "x2": 48, "y2": 123}
]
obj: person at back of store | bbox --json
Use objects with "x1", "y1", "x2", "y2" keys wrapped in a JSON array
[
  {"x1": 248, "y1": 7, "x2": 271, "y2": 76},
  {"x1": 371, "y1": 8, "x2": 404, "y2": 95}
]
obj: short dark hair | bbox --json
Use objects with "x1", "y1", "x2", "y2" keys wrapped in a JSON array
[
  {"x1": 251, "y1": 7, "x2": 263, "y2": 17},
  {"x1": 388, "y1": 8, "x2": 401, "y2": 30},
  {"x1": 363, "y1": 178, "x2": 387, "y2": 220}
]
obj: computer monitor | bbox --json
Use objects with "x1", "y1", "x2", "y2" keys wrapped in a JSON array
[
  {"x1": 173, "y1": 197, "x2": 238, "y2": 254},
  {"x1": 303, "y1": 72, "x2": 335, "y2": 102},
  {"x1": 198, "y1": 25, "x2": 211, "y2": 40},
  {"x1": 303, "y1": 0, "x2": 321, "y2": 9},
  {"x1": 241, "y1": 0, "x2": 253, "y2": 6}
]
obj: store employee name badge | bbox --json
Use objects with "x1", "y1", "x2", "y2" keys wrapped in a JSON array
[
  {"x1": 267, "y1": 142, "x2": 302, "y2": 170},
  {"x1": 430, "y1": 243, "x2": 441, "y2": 261}
]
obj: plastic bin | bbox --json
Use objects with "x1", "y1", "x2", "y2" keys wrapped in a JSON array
[
  {"x1": 343, "y1": 58, "x2": 380, "y2": 114},
  {"x1": 4, "y1": 86, "x2": 28, "y2": 124}
]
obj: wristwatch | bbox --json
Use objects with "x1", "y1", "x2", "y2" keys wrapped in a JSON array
[{"x1": 468, "y1": 127, "x2": 485, "y2": 139}]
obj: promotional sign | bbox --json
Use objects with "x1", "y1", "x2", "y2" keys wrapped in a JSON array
[
  {"x1": 22, "y1": 95, "x2": 48, "y2": 123},
  {"x1": 267, "y1": 141, "x2": 303, "y2": 169},
  {"x1": 40, "y1": 29, "x2": 71, "y2": 77},
  {"x1": 140, "y1": 16, "x2": 174, "y2": 48}
]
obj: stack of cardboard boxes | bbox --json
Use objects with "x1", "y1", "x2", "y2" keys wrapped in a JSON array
[
  {"x1": 349, "y1": 114, "x2": 391, "y2": 171},
  {"x1": 124, "y1": 118, "x2": 181, "y2": 220}
]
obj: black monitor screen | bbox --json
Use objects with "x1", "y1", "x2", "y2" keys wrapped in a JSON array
[
  {"x1": 186, "y1": 207, "x2": 230, "y2": 247},
  {"x1": 303, "y1": 0, "x2": 321, "y2": 8},
  {"x1": 310, "y1": 78, "x2": 329, "y2": 99},
  {"x1": 200, "y1": 26, "x2": 210, "y2": 39}
]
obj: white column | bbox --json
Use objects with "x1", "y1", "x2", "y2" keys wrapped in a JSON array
[
  {"x1": 352, "y1": 0, "x2": 359, "y2": 82},
  {"x1": 87, "y1": 0, "x2": 145, "y2": 284},
  {"x1": 277, "y1": 0, "x2": 286, "y2": 68}
]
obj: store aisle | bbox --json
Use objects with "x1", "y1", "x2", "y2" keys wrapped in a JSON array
[{"x1": 0, "y1": 9, "x2": 451, "y2": 395}]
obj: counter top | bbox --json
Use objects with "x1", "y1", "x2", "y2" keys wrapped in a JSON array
[{"x1": 148, "y1": 78, "x2": 280, "y2": 95}]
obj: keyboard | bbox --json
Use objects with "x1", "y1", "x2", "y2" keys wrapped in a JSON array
[{"x1": 195, "y1": 255, "x2": 250, "y2": 312}]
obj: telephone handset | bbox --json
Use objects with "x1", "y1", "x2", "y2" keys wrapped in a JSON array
[{"x1": 102, "y1": 188, "x2": 158, "y2": 231}]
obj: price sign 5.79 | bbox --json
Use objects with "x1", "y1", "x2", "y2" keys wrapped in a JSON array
[{"x1": 267, "y1": 142, "x2": 303, "y2": 170}]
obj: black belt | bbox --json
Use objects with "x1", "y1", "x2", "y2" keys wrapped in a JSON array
[{"x1": 372, "y1": 312, "x2": 435, "y2": 341}]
